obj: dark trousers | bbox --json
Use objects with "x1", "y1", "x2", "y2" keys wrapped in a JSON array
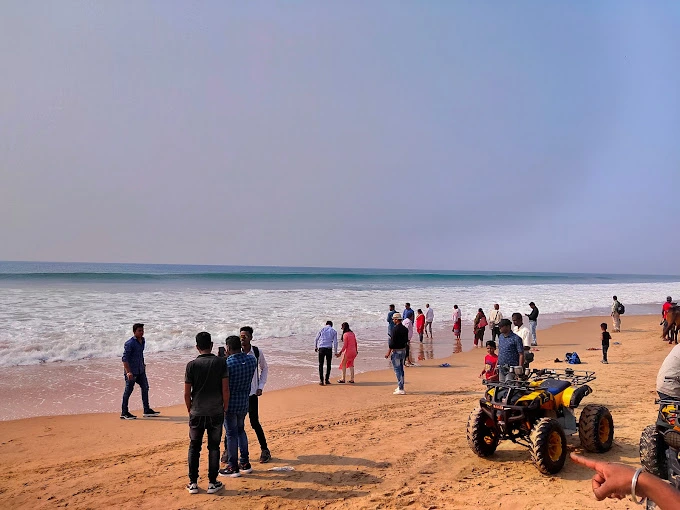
[
  {"x1": 602, "y1": 343, "x2": 609, "y2": 362},
  {"x1": 188, "y1": 413, "x2": 223, "y2": 483},
  {"x1": 248, "y1": 395, "x2": 268, "y2": 451},
  {"x1": 121, "y1": 372, "x2": 149, "y2": 413},
  {"x1": 491, "y1": 327, "x2": 500, "y2": 342},
  {"x1": 318, "y1": 347, "x2": 332, "y2": 382}
]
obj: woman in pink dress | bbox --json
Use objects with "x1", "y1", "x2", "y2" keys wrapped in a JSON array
[{"x1": 337, "y1": 322, "x2": 358, "y2": 383}]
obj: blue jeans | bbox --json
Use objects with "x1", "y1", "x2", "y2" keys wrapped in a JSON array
[
  {"x1": 224, "y1": 412, "x2": 249, "y2": 468},
  {"x1": 121, "y1": 372, "x2": 150, "y2": 414},
  {"x1": 391, "y1": 350, "x2": 406, "y2": 390},
  {"x1": 529, "y1": 320, "x2": 538, "y2": 345}
]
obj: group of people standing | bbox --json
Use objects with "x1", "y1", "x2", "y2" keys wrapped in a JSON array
[
  {"x1": 120, "y1": 323, "x2": 272, "y2": 495},
  {"x1": 468, "y1": 302, "x2": 539, "y2": 348}
]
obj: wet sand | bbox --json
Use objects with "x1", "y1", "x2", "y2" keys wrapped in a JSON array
[{"x1": 0, "y1": 314, "x2": 667, "y2": 509}]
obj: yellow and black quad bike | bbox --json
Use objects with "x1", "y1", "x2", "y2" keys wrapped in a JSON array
[
  {"x1": 467, "y1": 368, "x2": 614, "y2": 474},
  {"x1": 639, "y1": 383, "x2": 680, "y2": 509}
]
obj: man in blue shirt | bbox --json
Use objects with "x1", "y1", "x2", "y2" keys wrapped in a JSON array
[
  {"x1": 219, "y1": 335, "x2": 257, "y2": 478},
  {"x1": 402, "y1": 303, "x2": 415, "y2": 323},
  {"x1": 314, "y1": 321, "x2": 338, "y2": 386},
  {"x1": 496, "y1": 319, "x2": 525, "y2": 382},
  {"x1": 121, "y1": 323, "x2": 160, "y2": 420}
]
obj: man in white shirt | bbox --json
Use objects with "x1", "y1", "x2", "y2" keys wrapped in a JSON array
[
  {"x1": 425, "y1": 304, "x2": 434, "y2": 339},
  {"x1": 240, "y1": 326, "x2": 271, "y2": 463},
  {"x1": 489, "y1": 304, "x2": 503, "y2": 342},
  {"x1": 402, "y1": 317, "x2": 415, "y2": 365},
  {"x1": 657, "y1": 344, "x2": 680, "y2": 399},
  {"x1": 511, "y1": 313, "x2": 534, "y2": 368}
]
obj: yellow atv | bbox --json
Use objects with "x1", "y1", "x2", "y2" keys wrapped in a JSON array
[{"x1": 467, "y1": 368, "x2": 614, "y2": 474}]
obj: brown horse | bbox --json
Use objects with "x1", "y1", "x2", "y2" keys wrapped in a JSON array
[{"x1": 662, "y1": 306, "x2": 680, "y2": 342}]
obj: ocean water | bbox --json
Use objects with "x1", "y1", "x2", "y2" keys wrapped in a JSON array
[{"x1": 0, "y1": 261, "x2": 678, "y2": 368}]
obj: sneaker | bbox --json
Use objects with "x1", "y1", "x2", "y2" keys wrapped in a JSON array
[
  {"x1": 120, "y1": 412, "x2": 137, "y2": 420},
  {"x1": 207, "y1": 481, "x2": 224, "y2": 494},
  {"x1": 601, "y1": 360, "x2": 608, "y2": 364},
  {"x1": 395, "y1": 389, "x2": 406, "y2": 395},
  {"x1": 186, "y1": 482, "x2": 198, "y2": 494},
  {"x1": 239, "y1": 462, "x2": 253, "y2": 474},
  {"x1": 259, "y1": 449, "x2": 271, "y2": 463},
  {"x1": 143, "y1": 409, "x2": 160, "y2": 417},
  {"x1": 325, "y1": 380, "x2": 331, "y2": 385},
  {"x1": 219, "y1": 465, "x2": 241, "y2": 478},
  {"x1": 319, "y1": 381, "x2": 325, "y2": 386}
]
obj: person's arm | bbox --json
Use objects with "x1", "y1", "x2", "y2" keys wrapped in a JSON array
[
  {"x1": 571, "y1": 453, "x2": 680, "y2": 509},
  {"x1": 222, "y1": 377, "x2": 230, "y2": 412},
  {"x1": 333, "y1": 330, "x2": 338, "y2": 355},
  {"x1": 314, "y1": 330, "x2": 321, "y2": 351},
  {"x1": 122, "y1": 341, "x2": 134, "y2": 380},
  {"x1": 184, "y1": 382, "x2": 192, "y2": 414},
  {"x1": 518, "y1": 339, "x2": 525, "y2": 367},
  {"x1": 257, "y1": 352, "x2": 268, "y2": 395},
  {"x1": 385, "y1": 348, "x2": 392, "y2": 359}
]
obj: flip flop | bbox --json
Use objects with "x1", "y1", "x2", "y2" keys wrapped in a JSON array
[
  {"x1": 337, "y1": 380, "x2": 345, "y2": 383},
  {"x1": 348, "y1": 380, "x2": 355, "y2": 384}
]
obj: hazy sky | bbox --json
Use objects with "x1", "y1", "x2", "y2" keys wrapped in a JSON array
[{"x1": 2, "y1": 2, "x2": 679, "y2": 273}]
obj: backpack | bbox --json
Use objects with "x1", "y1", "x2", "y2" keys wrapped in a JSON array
[
  {"x1": 616, "y1": 302, "x2": 625, "y2": 315},
  {"x1": 566, "y1": 352, "x2": 581, "y2": 365}
]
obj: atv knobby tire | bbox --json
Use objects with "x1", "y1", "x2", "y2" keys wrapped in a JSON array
[
  {"x1": 530, "y1": 417, "x2": 567, "y2": 475},
  {"x1": 467, "y1": 407, "x2": 498, "y2": 457},
  {"x1": 640, "y1": 424, "x2": 668, "y2": 478},
  {"x1": 579, "y1": 404, "x2": 614, "y2": 453}
]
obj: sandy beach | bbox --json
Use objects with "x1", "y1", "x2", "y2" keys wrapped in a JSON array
[{"x1": 0, "y1": 314, "x2": 669, "y2": 509}]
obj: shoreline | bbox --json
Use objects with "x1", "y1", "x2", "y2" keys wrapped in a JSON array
[
  {"x1": 0, "y1": 314, "x2": 670, "y2": 509},
  {"x1": 0, "y1": 310, "x2": 613, "y2": 422}
]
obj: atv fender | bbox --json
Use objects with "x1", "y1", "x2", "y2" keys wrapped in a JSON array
[{"x1": 562, "y1": 384, "x2": 592, "y2": 408}]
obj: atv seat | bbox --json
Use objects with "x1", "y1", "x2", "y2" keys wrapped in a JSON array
[{"x1": 539, "y1": 378, "x2": 571, "y2": 395}]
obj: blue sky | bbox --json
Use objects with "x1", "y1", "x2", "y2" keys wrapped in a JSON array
[{"x1": 1, "y1": 2, "x2": 679, "y2": 273}]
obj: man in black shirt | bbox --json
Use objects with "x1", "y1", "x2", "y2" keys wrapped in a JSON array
[
  {"x1": 184, "y1": 332, "x2": 229, "y2": 495},
  {"x1": 385, "y1": 313, "x2": 409, "y2": 395},
  {"x1": 525, "y1": 302, "x2": 539, "y2": 346}
]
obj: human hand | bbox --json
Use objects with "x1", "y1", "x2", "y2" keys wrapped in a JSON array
[
  {"x1": 315, "y1": 348, "x2": 318, "y2": 352},
  {"x1": 127, "y1": 372, "x2": 135, "y2": 381},
  {"x1": 256, "y1": 389, "x2": 262, "y2": 397},
  {"x1": 570, "y1": 453, "x2": 636, "y2": 500}
]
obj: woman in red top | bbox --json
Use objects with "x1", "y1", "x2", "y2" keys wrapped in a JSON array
[
  {"x1": 337, "y1": 322, "x2": 358, "y2": 383},
  {"x1": 416, "y1": 309, "x2": 426, "y2": 343}
]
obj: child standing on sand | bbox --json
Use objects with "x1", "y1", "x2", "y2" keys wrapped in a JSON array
[
  {"x1": 480, "y1": 341, "x2": 499, "y2": 382},
  {"x1": 601, "y1": 323, "x2": 611, "y2": 364}
]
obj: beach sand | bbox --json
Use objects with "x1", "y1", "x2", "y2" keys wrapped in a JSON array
[{"x1": 0, "y1": 315, "x2": 668, "y2": 509}]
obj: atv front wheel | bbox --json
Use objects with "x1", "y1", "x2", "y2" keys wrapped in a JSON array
[
  {"x1": 467, "y1": 407, "x2": 498, "y2": 457},
  {"x1": 579, "y1": 404, "x2": 614, "y2": 453},
  {"x1": 640, "y1": 424, "x2": 668, "y2": 478},
  {"x1": 530, "y1": 417, "x2": 567, "y2": 474}
]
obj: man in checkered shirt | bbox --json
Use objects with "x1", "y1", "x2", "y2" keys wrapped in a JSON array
[{"x1": 219, "y1": 336, "x2": 257, "y2": 478}]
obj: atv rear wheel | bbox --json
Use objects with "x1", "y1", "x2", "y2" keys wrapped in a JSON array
[
  {"x1": 530, "y1": 417, "x2": 567, "y2": 475},
  {"x1": 467, "y1": 407, "x2": 498, "y2": 457},
  {"x1": 640, "y1": 424, "x2": 668, "y2": 478},
  {"x1": 579, "y1": 404, "x2": 614, "y2": 453}
]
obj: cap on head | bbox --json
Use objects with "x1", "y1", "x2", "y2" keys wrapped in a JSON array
[{"x1": 392, "y1": 312, "x2": 402, "y2": 320}]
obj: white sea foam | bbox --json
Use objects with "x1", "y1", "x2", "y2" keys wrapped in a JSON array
[{"x1": 0, "y1": 281, "x2": 677, "y2": 367}]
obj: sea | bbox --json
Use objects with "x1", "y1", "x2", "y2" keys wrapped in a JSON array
[{"x1": 0, "y1": 261, "x2": 677, "y2": 420}]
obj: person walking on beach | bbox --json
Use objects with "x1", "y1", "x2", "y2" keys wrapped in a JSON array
[
  {"x1": 488, "y1": 304, "x2": 503, "y2": 342},
  {"x1": 121, "y1": 323, "x2": 160, "y2": 420},
  {"x1": 387, "y1": 304, "x2": 397, "y2": 339},
  {"x1": 184, "y1": 332, "x2": 228, "y2": 494},
  {"x1": 403, "y1": 313, "x2": 415, "y2": 365},
  {"x1": 497, "y1": 319, "x2": 524, "y2": 382},
  {"x1": 425, "y1": 304, "x2": 434, "y2": 338},
  {"x1": 526, "y1": 302, "x2": 539, "y2": 346},
  {"x1": 239, "y1": 326, "x2": 271, "y2": 464},
  {"x1": 315, "y1": 321, "x2": 338, "y2": 385},
  {"x1": 600, "y1": 323, "x2": 611, "y2": 364},
  {"x1": 403, "y1": 303, "x2": 415, "y2": 323},
  {"x1": 385, "y1": 313, "x2": 408, "y2": 394},
  {"x1": 473, "y1": 308, "x2": 487, "y2": 348},
  {"x1": 336, "y1": 322, "x2": 358, "y2": 383},
  {"x1": 611, "y1": 296, "x2": 622, "y2": 333},
  {"x1": 452, "y1": 305, "x2": 461, "y2": 341},
  {"x1": 220, "y1": 335, "x2": 257, "y2": 478},
  {"x1": 416, "y1": 309, "x2": 426, "y2": 343}
]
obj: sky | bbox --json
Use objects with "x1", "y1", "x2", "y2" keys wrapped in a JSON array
[{"x1": 1, "y1": 2, "x2": 679, "y2": 274}]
